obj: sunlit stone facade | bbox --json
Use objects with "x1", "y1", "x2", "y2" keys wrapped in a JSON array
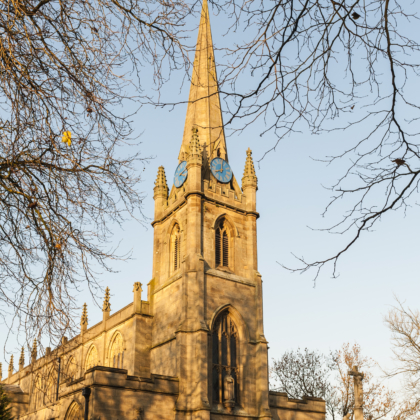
[{"x1": 2, "y1": 1, "x2": 326, "y2": 420}]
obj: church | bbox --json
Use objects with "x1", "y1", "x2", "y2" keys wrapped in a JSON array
[{"x1": 2, "y1": 1, "x2": 325, "y2": 419}]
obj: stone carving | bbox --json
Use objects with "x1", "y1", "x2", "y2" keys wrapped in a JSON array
[
  {"x1": 223, "y1": 371, "x2": 235, "y2": 412},
  {"x1": 135, "y1": 407, "x2": 143, "y2": 420}
]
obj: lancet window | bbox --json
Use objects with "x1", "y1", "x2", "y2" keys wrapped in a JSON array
[
  {"x1": 30, "y1": 368, "x2": 56, "y2": 410},
  {"x1": 170, "y1": 224, "x2": 181, "y2": 274},
  {"x1": 65, "y1": 357, "x2": 78, "y2": 382},
  {"x1": 215, "y1": 219, "x2": 230, "y2": 268},
  {"x1": 212, "y1": 311, "x2": 238, "y2": 407},
  {"x1": 109, "y1": 333, "x2": 124, "y2": 369},
  {"x1": 65, "y1": 402, "x2": 83, "y2": 420},
  {"x1": 44, "y1": 368, "x2": 57, "y2": 405},
  {"x1": 85, "y1": 346, "x2": 98, "y2": 371},
  {"x1": 31, "y1": 375, "x2": 43, "y2": 411}
]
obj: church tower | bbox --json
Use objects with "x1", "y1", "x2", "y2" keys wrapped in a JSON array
[
  {"x1": 1, "y1": 4, "x2": 326, "y2": 420},
  {"x1": 150, "y1": 0, "x2": 271, "y2": 419}
]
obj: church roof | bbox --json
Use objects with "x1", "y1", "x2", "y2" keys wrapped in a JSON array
[{"x1": 180, "y1": 0, "x2": 228, "y2": 164}]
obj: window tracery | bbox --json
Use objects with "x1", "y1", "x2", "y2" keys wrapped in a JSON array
[
  {"x1": 65, "y1": 357, "x2": 78, "y2": 382},
  {"x1": 215, "y1": 219, "x2": 230, "y2": 268},
  {"x1": 85, "y1": 345, "x2": 98, "y2": 371},
  {"x1": 31, "y1": 375, "x2": 43, "y2": 411},
  {"x1": 65, "y1": 401, "x2": 83, "y2": 420},
  {"x1": 212, "y1": 311, "x2": 238, "y2": 408},
  {"x1": 109, "y1": 333, "x2": 125, "y2": 369},
  {"x1": 44, "y1": 368, "x2": 56, "y2": 405}
]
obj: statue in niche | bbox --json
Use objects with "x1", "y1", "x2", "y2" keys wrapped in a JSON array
[{"x1": 223, "y1": 371, "x2": 235, "y2": 412}]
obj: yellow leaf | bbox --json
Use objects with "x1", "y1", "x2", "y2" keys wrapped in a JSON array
[{"x1": 61, "y1": 131, "x2": 72, "y2": 146}]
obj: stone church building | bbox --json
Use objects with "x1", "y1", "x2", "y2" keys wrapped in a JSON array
[{"x1": 2, "y1": 1, "x2": 325, "y2": 419}]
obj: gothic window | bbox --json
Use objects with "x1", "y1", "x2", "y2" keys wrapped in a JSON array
[
  {"x1": 65, "y1": 402, "x2": 83, "y2": 420},
  {"x1": 85, "y1": 345, "x2": 98, "y2": 371},
  {"x1": 212, "y1": 311, "x2": 238, "y2": 406},
  {"x1": 109, "y1": 333, "x2": 125, "y2": 369},
  {"x1": 215, "y1": 219, "x2": 230, "y2": 268},
  {"x1": 65, "y1": 357, "x2": 78, "y2": 383},
  {"x1": 44, "y1": 368, "x2": 57, "y2": 405},
  {"x1": 170, "y1": 224, "x2": 181, "y2": 274},
  {"x1": 31, "y1": 375, "x2": 43, "y2": 411}
]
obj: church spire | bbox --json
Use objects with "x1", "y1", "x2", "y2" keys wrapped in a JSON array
[{"x1": 180, "y1": 0, "x2": 227, "y2": 164}]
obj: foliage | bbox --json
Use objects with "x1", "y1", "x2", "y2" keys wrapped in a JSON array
[
  {"x1": 0, "y1": 0, "x2": 194, "y2": 345},
  {"x1": 270, "y1": 348, "x2": 334, "y2": 400},
  {"x1": 270, "y1": 343, "x2": 395, "y2": 420},
  {"x1": 0, "y1": 385, "x2": 12, "y2": 420},
  {"x1": 384, "y1": 298, "x2": 420, "y2": 420}
]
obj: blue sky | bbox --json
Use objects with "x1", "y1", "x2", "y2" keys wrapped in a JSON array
[{"x1": 2, "y1": 3, "x2": 420, "y2": 393}]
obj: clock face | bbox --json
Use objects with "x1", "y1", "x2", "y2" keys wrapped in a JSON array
[
  {"x1": 174, "y1": 161, "x2": 188, "y2": 188},
  {"x1": 210, "y1": 158, "x2": 233, "y2": 184}
]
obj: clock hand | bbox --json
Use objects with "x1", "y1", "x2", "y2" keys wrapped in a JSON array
[{"x1": 179, "y1": 171, "x2": 187, "y2": 176}]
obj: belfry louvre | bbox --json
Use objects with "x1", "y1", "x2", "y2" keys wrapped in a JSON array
[{"x1": 2, "y1": 1, "x2": 326, "y2": 419}]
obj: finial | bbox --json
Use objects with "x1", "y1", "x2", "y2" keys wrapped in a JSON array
[
  {"x1": 81, "y1": 303, "x2": 88, "y2": 327},
  {"x1": 188, "y1": 127, "x2": 203, "y2": 165},
  {"x1": 153, "y1": 166, "x2": 169, "y2": 199},
  {"x1": 31, "y1": 338, "x2": 38, "y2": 363},
  {"x1": 242, "y1": 147, "x2": 257, "y2": 189},
  {"x1": 8, "y1": 355, "x2": 14, "y2": 378},
  {"x1": 103, "y1": 287, "x2": 111, "y2": 312},
  {"x1": 19, "y1": 347, "x2": 24, "y2": 371}
]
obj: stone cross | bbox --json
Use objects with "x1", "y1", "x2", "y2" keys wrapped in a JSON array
[{"x1": 349, "y1": 365, "x2": 364, "y2": 420}]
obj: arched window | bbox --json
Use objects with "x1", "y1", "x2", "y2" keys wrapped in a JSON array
[
  {"x1": 170, "y1": 224, "x2": 181, "y2": 274},
  {"x1": 31, "y1": 375, "x2": 43, "y2": 411},
  {"x1": 215, "y1": 219, "x2": 230, "y2": 268},
  {"x1": 44, "y1": 368, "x2": 57, "y2": 405},
  {"x1": 109, "y1": 333, "x2": 125, "y2": 369},
  {"x1": 65, "y1": 401, "x2": 83, "y2": 420},
  {"x1": 212, "y1": 311, "x2": 238, "y2": 408},
  {"x1": 85, "y1": 346, "x2": 98, "y2": 371},
  {"x1": 65, "y1": 357, "x2": 78, "y2": 383}
]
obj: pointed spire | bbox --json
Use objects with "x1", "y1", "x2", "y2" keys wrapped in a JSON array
[
  {"x1": 242, "y1": 148, "x2": 258, "y2": 189},
  {"x1": 180, "y1": 0, "x2": 227, "y2": 165},
  {"x1": 154, "y1": 166, "x2": 169, "y2": 199},
  {"x1": 81, "y1": 303, "x2": 88, "y2": 334},
  {"x1": 19, "y1": 347, "x2": 24, "y2": 371},
  {"x1": 8, "y1": 355, "x2": 14, "y2": 378},
  {"x1": 31, "y1": 338, "x2": 37, "y2": 364}
]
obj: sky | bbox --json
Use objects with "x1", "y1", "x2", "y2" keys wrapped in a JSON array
[{"x1": 2, "y1": 3, "x2": 420, "y2": 393}]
